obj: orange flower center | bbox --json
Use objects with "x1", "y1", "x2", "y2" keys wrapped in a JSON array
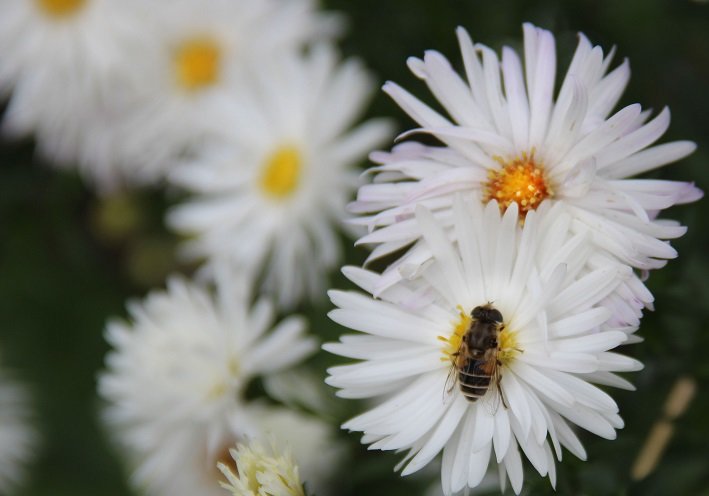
[
  {"x1": 36, "y1": 0, "x2": 86, "y2": 18},
  {"x1": 484, "y1": 152, "x2": 552, "y2": 217}
]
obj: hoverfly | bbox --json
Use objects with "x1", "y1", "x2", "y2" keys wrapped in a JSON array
[{"x1": 446, "y1": 303, "x2": 507, "y2": 409}]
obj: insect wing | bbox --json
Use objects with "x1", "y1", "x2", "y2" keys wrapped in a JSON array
[
  {"x1": 443, "y1": 361, "x2": 458, "y2": 400},
  {"x1": 443, "y1": 340, "x2": 469, "y2": 402},
  {"x1": 484, "y1": 362, "x2": 504, "y2": 415}
]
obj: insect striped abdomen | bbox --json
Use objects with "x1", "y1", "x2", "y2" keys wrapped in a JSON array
[{"x1": 458, "y1": 355, "x2": 495, "y2": 401}]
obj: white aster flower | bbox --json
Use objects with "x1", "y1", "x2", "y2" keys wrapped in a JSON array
[
  {"x1": 168, "y1": 44, "x2": 392, "y2": 308},
  {"x1": 79, "y1": 0, "x2": 342, "y2": 189},
  {"x1": 0, "y1": 368, "x2": 37, "y2": 493},
  {"x1": 351, "y1": 23, "x2": 702, "y2": 284},
  {"x1": 98, "y1": 272, "x2": 318, "y2": 495},
  {"x1": 325, "y1": 196, "x2": 643, "y2": 495},
  {"x1": 0, "y1": 0, "x2": 146, "y2": 171},
  {"x1": 218, "y1": 440, "x2": 305, "y2": 496}
]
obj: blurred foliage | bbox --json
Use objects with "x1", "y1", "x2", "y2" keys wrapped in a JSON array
[{"x1": 1, "y1": 0, "x2": 708, "y2": 495}]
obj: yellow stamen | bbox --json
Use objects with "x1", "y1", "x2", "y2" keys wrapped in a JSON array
[
  {"x1": 174, "y1": 37, "x2": 221, "y2": 91},
  {"x1": 36, "y1": 0, "x2": 86, "y2": 18},
  {"x1": 498, "y1": 328, "x2": 520, "y2": 365},
  {"x1": 484, "y1": 150, "x2": 553, "y2": 218},
  {"x1": 260, "y1": 146, "x2": 302, "y2": 199},
  {"x1": 439, "y1": 305, "x2": 471, "y2": 361}
]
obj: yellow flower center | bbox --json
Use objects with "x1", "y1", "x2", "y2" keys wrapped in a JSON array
[
  {"x1": 174, "y1": 37, "x2": 221, "y2": 91},
  {"x1": 36, "y1": 0, "x2": 86, "y2": 18},
  {"x1": 259, "y1": 146, "x2": 302, "y2": 199},
  {"x1": 484, "y1": 151, "x2": 552, "y2": 218}
]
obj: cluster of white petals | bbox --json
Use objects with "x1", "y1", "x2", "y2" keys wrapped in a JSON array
[
  {"x1": 350, "y1": 24, "x2": 701, "y2": 285},
  {"x1": 0, "y1": 0, "x2": 339, "y2": 190},
  {"x1": 98, "y1": 274, "x2": 339, "y2": 496},
  {"x1": 168, "y1": 45, "x2": 391, "y2": 308},
  {"x1": 3, "y1": 3, "x2": 701, "y2": 493},
  {"x1": 0, "y1": 0, "x2": 390, "y2": 308},
  {"x1": 80, "y1": 0, "x2": 342, "y2": 188},
  {"x1": 325, "y1": 22, "x2": 701, "y2": 496},
  {"x1": 327, "y1": 198, "x2": 642, "y2": 494},
  {"x1": 0, "y1": 0, "x2": 145, "y2": 168}
]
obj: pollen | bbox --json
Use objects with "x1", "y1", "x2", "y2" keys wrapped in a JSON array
[
  {"x1": 260, "y1": 146, "x2": 302, "y2": 199},
  {"x1": 484, "y1": 151, "x2": 552, "y2": 218},
  {"x1": 438, "y1": 305, "x2": 471, "y2": 361},
  {"x1": 36, "y1": 0, "x2": 86, "y2": 18},
  {"x1": 174, "y1": 37, "x2": 221, "y2": 91},
  {"x1": 498, "y1": 328, "x2": 520, "y2": 366}
]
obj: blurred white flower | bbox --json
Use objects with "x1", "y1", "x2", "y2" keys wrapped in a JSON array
[
  {"x1": 0, "y1": 368, "x2": 37, "y2": 493},
  {"x1": 79, "y1": 0, "x2": 342, "y2": 190},
  {"x1": 218, "y1": 440, "x2": 305, "y2": 496},
  {"x1": 105, "y1": 401, "x2": 340, "y2": 496},
  {"x1": 325, "y1": 197, "x2": 642, "y2": 495},
  {"x1": 168, "y1": 44, "x2": 392, "y2": 309},
  {"x1": 98, "y1": 272, "x2": 320, "y2": 495},
  {"x1": 0, "y1": 0, "x2": 147, "y2": 171},
  {"x1": 351, "y1": 23, "x2": 702, "y2": 286}
]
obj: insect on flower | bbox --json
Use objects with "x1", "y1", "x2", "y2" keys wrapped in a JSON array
[{"x1": 446, "y1": 304, "x2": 506, "y2": 411}]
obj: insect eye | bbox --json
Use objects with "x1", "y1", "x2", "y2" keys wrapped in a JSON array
[{"x1": 487, "y1": 337, "x2": 497, "y2": 348}]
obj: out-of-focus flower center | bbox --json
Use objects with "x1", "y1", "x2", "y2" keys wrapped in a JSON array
[
  {"x1": 207, "y1": 357, "x2": 240, "y2": 399},
  {"x1": 260, "y1": 146, "x2": 302, "y2": 199},
  {"x1": 36, "y1": 0, "x2": 86, "y2": 18},
  {"x1": 484, "y1": 151, "x2": 552, "y2": 217},
  {"x1": 174, "y1": 37, "x2": 221, "y2": 91}
]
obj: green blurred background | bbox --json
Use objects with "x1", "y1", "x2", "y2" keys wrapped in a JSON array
[{"x1": 1, "y1": 0, "x2": 708, "y2": 495}]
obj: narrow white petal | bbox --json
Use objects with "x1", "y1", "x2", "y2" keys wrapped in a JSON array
[
  {"x1": 402, "y1": 394, "x2": 468, "y2": 475},
  {"x1": 502, "y1": 46, "x2": 530, "y2": 151}
]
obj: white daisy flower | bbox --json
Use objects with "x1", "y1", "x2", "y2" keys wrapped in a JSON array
[
  {"x1": 98, "y1": 272, "x2": 318, "y2": 495},
  {"x1": 0, "y1": 368, "x2": 37, "y2": 493},
  {"x1": 351, "y1": 23, "x2": 702, "y2": 283},
  {"x1": 0, "y1": 0, "x2": 146, "y2": 171},
  {"x1": 325, "y1": 197, "x2": 643, "y2": 495},
  {"x1": 168, "y1": 44, "x2": 392, "y2": 309},
  {"x1": 78, "y1": 0, "x2": 342, "y2": 190},
  {"x1": 218, "y1": 441, "x2": 304, "y2": 496}
]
